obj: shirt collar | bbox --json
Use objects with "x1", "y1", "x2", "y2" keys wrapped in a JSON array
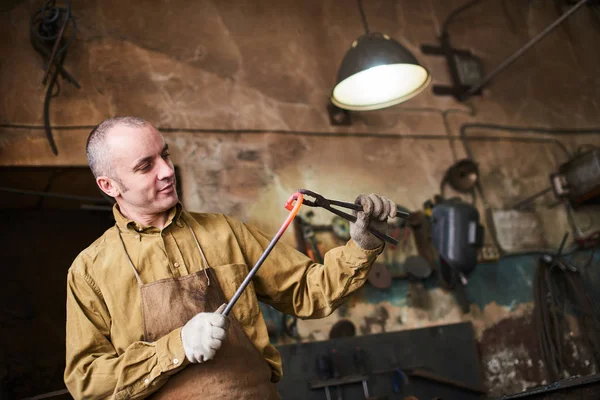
[{"x1": 113, "y1": 202, "x2": 184, "y2": 233}]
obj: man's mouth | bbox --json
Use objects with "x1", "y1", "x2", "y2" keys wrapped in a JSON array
[{"x1": 158, "y1": 182, "x2": 175, "y2": 192}]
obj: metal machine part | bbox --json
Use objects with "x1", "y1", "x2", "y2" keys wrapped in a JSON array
[
  {"x1": 551, "y1": 148, "x2": 600, "y2": 207},
  {"x1": 367, "y1": 263, "x2": 392, "y2": 289},
  {"x1": 442, "y1": 159, "x2": 480, "y2": 195},
  {"x1": 420, "y1": 34, "x2": 484, "y2": 100},
  {"x1": 430, "y1": 198, "x2": 484, "y2": 279},
  {"x1": 404, "y1": 255, "x2": 432, "y2": 279},
  {"x1": 430, "y1": 198, "x2": 484, "y2": 313}
]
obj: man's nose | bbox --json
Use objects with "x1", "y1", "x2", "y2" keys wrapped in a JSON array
[{"x1": 157, "y1": 157, "x2": 175, "y2": 180}]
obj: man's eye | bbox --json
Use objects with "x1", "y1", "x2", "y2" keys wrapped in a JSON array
[
  {"x1": 139, "y1": 163, "x2": 151, "y2": 172},
  {"x1": 162, "y1": 152, "x2": 170, "y2": 159}
]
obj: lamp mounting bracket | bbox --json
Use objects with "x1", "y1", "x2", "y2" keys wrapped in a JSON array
[{"x1": 420, "y1": 34, "x2": 484, "y2": 101}]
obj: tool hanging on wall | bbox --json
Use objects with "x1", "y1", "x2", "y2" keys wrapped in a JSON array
[
  {"x1": 30, "y1": 0, "x2": 80, "y2": 156},
  {"x1": 432, "y1": 197, "x2": 484, "y2": 312},
  {"x1": 423, "y1": 160, "x2": 485, "y2": 312},
  {"x1": 426, "y1": 195, "x2": 484, "y2": 313}
]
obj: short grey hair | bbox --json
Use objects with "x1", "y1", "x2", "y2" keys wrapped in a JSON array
[{"x1": 86, "y1": 116, "x2": 149, "y2": 178}]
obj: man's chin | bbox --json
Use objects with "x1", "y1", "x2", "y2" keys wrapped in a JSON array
[
  {"x1": 165, "y1": 194, "x2": 179, "y2": 208},
  {"x1": 156, "y1": 194, "x2": 179, "y2": 211}
]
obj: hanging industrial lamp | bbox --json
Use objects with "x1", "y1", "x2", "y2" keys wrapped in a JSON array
[{"x1": 331, "y1": 0, "x2": 431, "y2": 111}]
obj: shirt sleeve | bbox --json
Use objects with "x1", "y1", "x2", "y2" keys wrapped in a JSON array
[
  {"x1": 226, "y1": 216, "x2": 383, "y2": 319},
  {"x1": 64, "y1": 258, "x2": 188, "y2": 400}
]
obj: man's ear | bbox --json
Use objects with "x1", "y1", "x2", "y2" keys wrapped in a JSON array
[{"x1": 97, "y1": 176, "x2": 120, "y2": 198}]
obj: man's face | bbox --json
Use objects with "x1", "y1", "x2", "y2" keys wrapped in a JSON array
[{"x1": 105, "y1": 124, "x2": 179, "y2": 217}]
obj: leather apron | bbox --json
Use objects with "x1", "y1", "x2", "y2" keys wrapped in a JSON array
[{"x1": 117, "y1": 218, "x2": 280, "y2": 399}]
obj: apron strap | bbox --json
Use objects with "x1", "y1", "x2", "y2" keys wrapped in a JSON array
[
  {"x1": 185, "y1": 219, "x2": 212, "y2": 287},
  {"x1": 116, "y1": 227, "x2": 144, "y2": 286}
]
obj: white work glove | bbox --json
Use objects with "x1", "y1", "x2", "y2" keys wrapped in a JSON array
[
  {"x1": 181, "y1": 303, "x2": 230, "y2": 363},
  {"x1": 350, "y1": 193, "x2": 397, "y2": 250}
]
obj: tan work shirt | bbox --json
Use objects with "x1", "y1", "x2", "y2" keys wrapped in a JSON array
[{"x1": 64, "y1": 203, "x2": 382, "y2": 399}]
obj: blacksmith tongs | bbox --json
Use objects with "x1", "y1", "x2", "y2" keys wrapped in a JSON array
[{"x1": 297, "y1": 189, "x2": 409, "y2": 246}]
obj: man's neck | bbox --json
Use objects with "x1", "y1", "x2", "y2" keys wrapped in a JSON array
[{"x1": 118, "y1": 204, "x2": 169, "y2": 229}]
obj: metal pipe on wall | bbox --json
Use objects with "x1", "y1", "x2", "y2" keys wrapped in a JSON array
[{"x1": 462, "y1": 0, "x2": 591, "y2": 99}]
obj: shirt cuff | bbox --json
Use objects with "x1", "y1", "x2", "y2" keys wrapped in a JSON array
[
  {"x1": 344, "y1": 239, "x2": 384, "y2": 268},
  {"x1": 155, "y1": 327, "x2": 188, "y2": 372}
]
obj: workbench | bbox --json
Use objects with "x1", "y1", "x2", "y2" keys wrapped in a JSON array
[{"x1": 275, "y1": 321, "x2": 485, "y2": 400}]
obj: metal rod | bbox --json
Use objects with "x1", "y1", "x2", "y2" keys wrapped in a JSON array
[
  {"x1": 223, "y1": 193, "x2": 303, "y2": 316},
  {"x1": 462, "y1": 0, "x2": 590, "y2": 99},
  {"x1": 223, "y1": 232, "x2": 283, "y2": 316},
  {"x1": 22, "y1": 388, "x2": 70, "y2": 400},
  {"x1": 223, "y1": 229, "x2": 283, "y2": 316},
  {"x1": 512, "y1": 186, "x2": 553, "y2": 210}
]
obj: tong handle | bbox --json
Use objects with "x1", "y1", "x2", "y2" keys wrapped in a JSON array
[
  {"x1": 330, "y1": 199, "x2": 410, "y2": 220},
  {"x1": 369, "y1": 226, "x2": 398, "y2": 246},
  {"x1": 297, "y1": 189, "x2": 407, "y2": 245},
  {"x1": 319, "y1": 206, "x2": 399, "y2": 245}
]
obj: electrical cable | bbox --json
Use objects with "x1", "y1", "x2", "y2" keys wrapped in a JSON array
[
  {"x1": 356, "y1": 0, "x2": 370, "y2": 35},
  {"x1": 441, "y1": 0, "x2": 484, "y2": 37},
  {"x1": 441, "y1": 101, "x2": 476, "y2": 161},
  {"x1": 459, "y1": 123, "x2": 594, "y2": 160},
  {"x1": 533, "y1": 233, "x2": 600, "y2": 383},
  {"x1": 0, "y1": 105, "x2": 477, "y2": 160},
  {"x1": 42, "y1": 59, "x2": 62, "y2": 155},
  {"x1": 501, "y1": 0, "x2": 518, "y2": 34},
  {"x1": 0, "y1": 122, "x2": 575, "y2": 152},
  {"x1": 29, "y1": 0, "x2": 79, "y2": 156}
]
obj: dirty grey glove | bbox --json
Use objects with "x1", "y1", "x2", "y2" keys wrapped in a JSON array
[
  {"x1": 181, "y1": 303, "x2": 230, "y2": 363},
  {"x1": 350, "y1": 193, "x2": 397, "y2": 250}
]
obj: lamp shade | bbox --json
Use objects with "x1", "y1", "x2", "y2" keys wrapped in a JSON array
[{"x1": 331, "y1": 32, "x2": 431, "y2": 111}]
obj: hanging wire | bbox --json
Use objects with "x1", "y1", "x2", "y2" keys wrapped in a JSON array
[
  {"x1": 357, "y1": 0, "x2": 370, "y2": 35},
  {"x1": 30, "y1": 0, "x2": 79, "y2": 156},
  {"x1": 441, "y1": 0, "x2": 484, "y2": 37},
  {"x1": 534, "y1": 234, "x2": 600, "y2": 382}
]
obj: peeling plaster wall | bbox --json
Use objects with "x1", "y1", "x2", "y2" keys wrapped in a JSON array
[{"x1": 2, "y1": 0, "x2": 600, "y2": 396}]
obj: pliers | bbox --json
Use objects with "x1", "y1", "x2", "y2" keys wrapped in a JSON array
[{"x1": 296, "y1": 189, "x2": 410, "y2": 246}]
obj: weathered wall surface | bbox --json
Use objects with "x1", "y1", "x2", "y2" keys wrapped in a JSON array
[{"x1": 2, "y1": 0, "x2": 600, "y2": 397}]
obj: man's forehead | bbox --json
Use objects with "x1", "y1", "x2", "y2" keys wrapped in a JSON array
[
  {"x1": 107, "y1": 124, "x2": 163, "y2": 146},
  {"x1": 106, "y1": 124, "x2": 165, "y2": 161}
]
